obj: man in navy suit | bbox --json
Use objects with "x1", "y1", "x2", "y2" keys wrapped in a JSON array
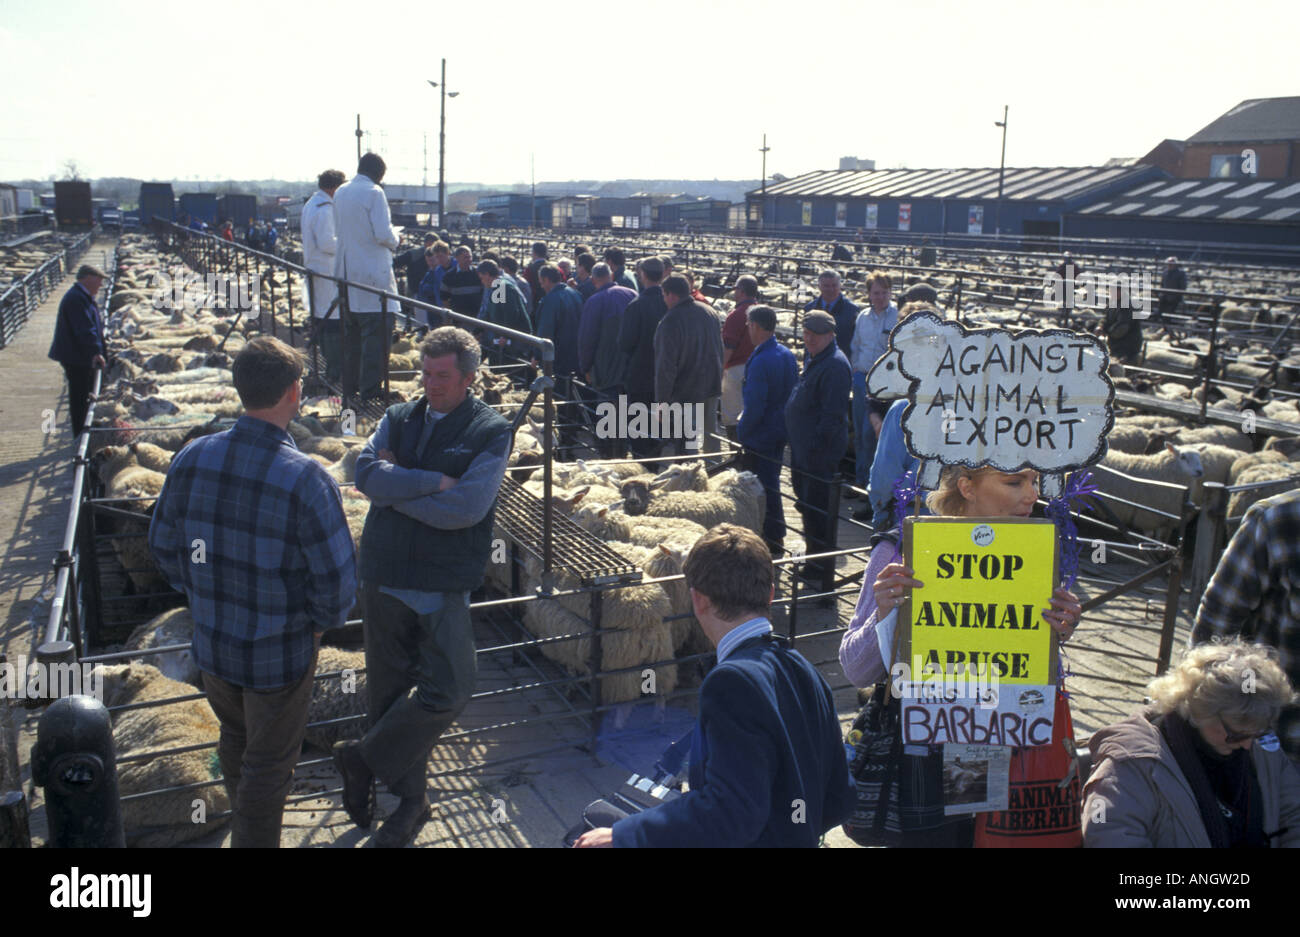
[
  {"x1": 576, "y1": 524, "x2": 853, "y2": 847},
  {"x1": 48, "y1": 264, "x2": 108, "y2": 435}
]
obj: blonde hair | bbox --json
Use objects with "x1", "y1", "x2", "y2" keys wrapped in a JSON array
[
  {"x1": 1146, "y1": 640, "x2": 1294, "y2": 731},
  {"x1": 925, "y1": 465, "x2": 1001, "y2": 516}
]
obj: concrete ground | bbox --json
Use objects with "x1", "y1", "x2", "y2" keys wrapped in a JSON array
[{"x1": 0, "y1": 240, "x2": 1188, "y2": 848}]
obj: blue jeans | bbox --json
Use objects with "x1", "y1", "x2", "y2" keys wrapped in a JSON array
[{"x1": 851, "y1": 372, "x2": 877, "y2": 487}]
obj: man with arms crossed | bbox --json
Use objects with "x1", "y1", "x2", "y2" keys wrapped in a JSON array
[{"x1": 334, "y1": 327, "x2": 511, "y2": 847}]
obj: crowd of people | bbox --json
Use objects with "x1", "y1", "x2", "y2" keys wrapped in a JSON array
[{"x1": 44, "y1": 151, "x2": 1297, "y2": 850}]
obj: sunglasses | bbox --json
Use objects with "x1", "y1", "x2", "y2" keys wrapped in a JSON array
[{"x1": 1220, "y1": 718, "x2": 1262, "y2": 745}]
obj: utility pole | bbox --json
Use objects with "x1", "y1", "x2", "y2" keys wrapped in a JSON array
[
  {"x1": 758, "y1": 133, "x2": 770, "y2": 231},
  {"x1": 530, "y1": 153, "x2": 536, "y2": 229},
  {"x1": 427, "y1": 59, "x2": 458, "y2": 227},
  {"x1": 994, "y1": 105, "x2": 1008, "y2": 238},
  {"x1": 355, "y1": 114, "x2": 363, "y2": 163},
  {"x1": 422, "y1": 133, "x2": 428, "y2": 188}
]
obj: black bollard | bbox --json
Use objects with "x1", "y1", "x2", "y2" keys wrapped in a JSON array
[{"x1": 32, "y1": 695, "x2": 126, "y2": 848}]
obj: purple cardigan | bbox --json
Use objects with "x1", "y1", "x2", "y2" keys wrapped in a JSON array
[{"x1": 838, "y1": 541, "x2": 900, "y2": 687}]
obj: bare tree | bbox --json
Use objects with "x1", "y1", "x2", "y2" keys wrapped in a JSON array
[{"x1": 61, "y1": 159, "x2": 81, "y2": 181}]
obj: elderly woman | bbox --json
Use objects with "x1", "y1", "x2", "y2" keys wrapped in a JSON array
[
  {"x1": 839, "y1": 465, "x2": 1080, "y2": 689},
  {"x1": 1083, "y1": 641, "x2": 1300, "y2": 847}
]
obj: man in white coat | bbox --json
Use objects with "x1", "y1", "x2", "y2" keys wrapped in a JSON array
[
  {"x1": 333, "y1": 152, "x2": 402, "y2": 400},
  {"x1": 302, "y1": 169, "x2": 345, "y2": 384}
]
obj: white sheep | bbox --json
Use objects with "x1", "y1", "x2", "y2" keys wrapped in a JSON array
[
  {"x1": 1226, "y1": 463, "x2": 1300, "y2": 519},
  {"x1": 123, "y1": 607, "x2": 198, "y2": 685},
  {"x1": 644, "y1": 469, "x2": 766, "y2": 535},
  {"x1": 1092, "y1": 443, "x2": 1204, "y2": 540},
  {"x1": 305, "y1": 646, "x2": 369, "y2": 752},
  {"x1": 98, "y1": 661, "x2": 229, "y2": 848}
]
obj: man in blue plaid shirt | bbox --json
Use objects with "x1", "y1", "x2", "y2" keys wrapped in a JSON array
[
  {"x1": 1193, "y1": 488, "x2": 1300, "y2": 753},
  {"x1": 149, "y1": 337, "x2": 358, "y2": 848}
]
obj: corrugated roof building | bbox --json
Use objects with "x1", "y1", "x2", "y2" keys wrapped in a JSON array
[
  {"x1": 745, "y1": 165, "x2": 1164, "y2": 237},
  {"x1": 1067, "y1": 176, "x2": 1300, "y2": 250}
]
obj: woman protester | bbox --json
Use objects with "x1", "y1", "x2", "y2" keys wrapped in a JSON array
[
  {"x1": 838, "y1": 465, "x2": 1082, "y2": 846},
  {"x1": 840, "y1": 465, "x2": 1080, "y2": 688},
  {"x1": 1083, "y1": 641, "x2": 1300, "y2": 847}
]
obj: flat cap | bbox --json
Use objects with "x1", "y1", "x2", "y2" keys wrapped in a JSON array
[{"x1": 803, "y1": 310, "x2": 836, "y2": 334}]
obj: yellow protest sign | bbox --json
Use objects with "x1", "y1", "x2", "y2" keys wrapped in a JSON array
[{"x1": 895, "y1": 517, "x2": 1058, "y2": 747}]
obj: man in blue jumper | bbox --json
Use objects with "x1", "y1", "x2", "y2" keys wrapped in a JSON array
[
  {"x1": 737, "y1": 304, "x2": 798, "y2": 554},
  {"x1": 575, "y1": 524, "x2": 853, "y2": 847},
  {"x1": 333, "y1": 326, "x2": 511, "y2": 848}
]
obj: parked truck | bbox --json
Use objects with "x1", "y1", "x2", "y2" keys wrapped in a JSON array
[
  {"x1": 178, "y1": 192, "x2": 218, "y2": 227},
  {"x1": 138, "y1": 182, "x2": 175, "y2": 224},
  {"x1": 217, "y1": 193, "x2": 258, "y2": 229},
  {"x1": 54, "y1": 181, "x2": 94, "y2": 227}
]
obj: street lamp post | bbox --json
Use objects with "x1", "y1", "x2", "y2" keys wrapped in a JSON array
[
  {"x1": 427, "y1": 60, "x2": 459, "y2": 226},
  {"x1": 994, "y1": 105, "x2": 1008, "y2": 238},
  {"x1": 758, "y1": 133, "x2": 770, "y2": 231}
]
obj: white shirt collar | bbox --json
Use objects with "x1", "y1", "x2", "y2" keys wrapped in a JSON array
[{"x1": 716, "y1": 617, "x2": 774, "y2": 663}]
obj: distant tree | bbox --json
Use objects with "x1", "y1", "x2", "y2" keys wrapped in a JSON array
[{"x1": 61, "y1": 159, "x2": 82, "y2": 181}]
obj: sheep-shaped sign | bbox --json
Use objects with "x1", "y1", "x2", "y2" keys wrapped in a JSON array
[{"x1": 866, "y1": 311, "x2": 1114, "y2": 499}]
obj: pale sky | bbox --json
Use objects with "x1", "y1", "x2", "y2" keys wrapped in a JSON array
[{"x1": 1, "y1": 0, "x2": 1296, "y2": 187}]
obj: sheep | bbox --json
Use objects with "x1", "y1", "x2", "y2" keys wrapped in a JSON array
[
  {"x1": 1092, "y1": 443, "x2": 1205, "y2": 540},
  {"x1": 635, "y1": 469, "x2": 767, "y2": 534},
  {"x1": 1226, "y1": 463, "x2": 1300, "y2": 519},
  {"x1": 641, "y1": 543, "x2": 711, "y2": 681},
  {"x1": 327, "y1": 447, "x2": 363, "y2": 485},
  {"x1": 1261, "y1": 399, "x2": 1300, "y2": 423},
  {"x1": 123, "y1": 607, "x2": 198, "y2": 685},
  {"x1": 1143, "y1": 345, "x2": 1200, "y2": 372},
  {"x1": 299, "y1": 435, "x2": 354, "y2": 461},
  {"x1": 571, "y1": 503, "x2": 707, "y2": 549},
  {"x1": 1264, "y1": 435, "x2": 1300, "y2": 459},
  {"x1": 144, "y1": 351, "x2": 185, "y2": 373},
  {"x1": 519, "y1": 572, "x2": 677, "y2": 707},
  {"x1": 651, "y1": 462, "x2": 711, "y2": 492},
  {"x1": 97, "y1": 662, "x2": 229, "y2": 847},
  {"x1": 1228, "y1": 449, "x2": 1288, "y2": 484},
  {"x1": 304, "y1": 646, "x2": 369, "y2": 752},
  {"x1": 1185, "y1": 443, "x2": 1245, "y2": 487},
  {"x1": 1106, "y1": 419, "x2": 1177, "y2": 455},
  {"x1": 103, "y1": 465, "x2": 169, "y2": 592},
  {"x1": 1175, "y1": 424, "x2": 1252, "y2": 453}
]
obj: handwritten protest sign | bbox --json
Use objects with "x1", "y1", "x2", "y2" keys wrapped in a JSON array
[
  {"x1": 865, "y1": 311, "x2": 1114, "y2": 499},
  {"x1": 894, "y1": 516, "x2": 1058, "y2": 747}
]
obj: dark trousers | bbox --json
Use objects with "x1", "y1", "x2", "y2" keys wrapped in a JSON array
[
  {"x1": 792, "y1": 459, "x2": 836, "y2": 583},
  {"x1": 626, "y1": 389, "x2": 660, "y2": 458},
  {"x1": 360, "y1": 584, "x2": 478, "y2": 799},
  {"x1": 743, "y1": 444, "x2": 787, "y2": 550},
  {"x1": 63, "y1": 364, "x2": 95, "y2": 436},
  {"x1": 202, "y1": 656, "x2": 317, "y2": 848},
  {"x1": 592, "y1": 383, "x2": 628, "y2": 459},
  {"x1": 313, "y1": 318, "x2": 342, "y2": 384},
  {"x1": 343, "y1": 311, "x2": 387, "y2": 399}
]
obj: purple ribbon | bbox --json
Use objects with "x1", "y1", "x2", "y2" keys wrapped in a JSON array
[
  {"x1": 1045, "y1": 470, "x2": 1098, "y2": 591},
  {"x1": 889, "y1": 467, "x2": 921, "y2": 558}
]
